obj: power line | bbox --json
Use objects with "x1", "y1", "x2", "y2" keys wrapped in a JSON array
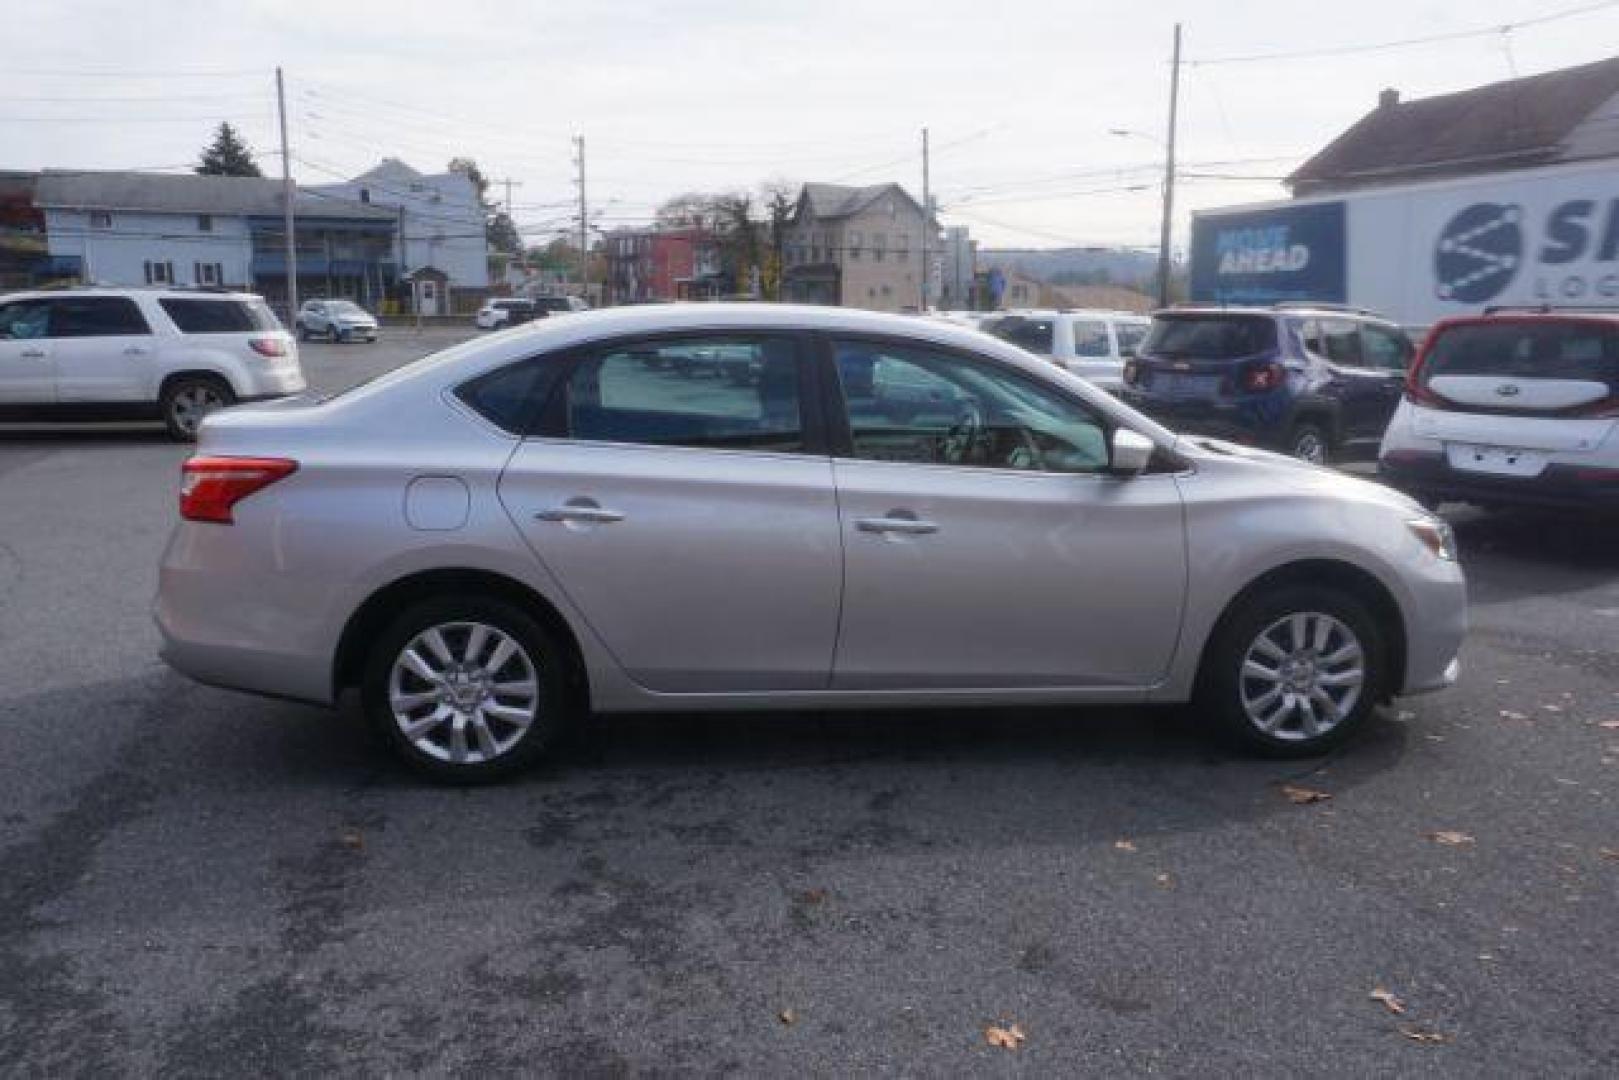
[{"x1": 1188, "y1": 0, "x2": 1619, "y2": 65}]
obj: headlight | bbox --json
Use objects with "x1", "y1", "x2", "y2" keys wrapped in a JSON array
[{"x1": 1407, "y1": 517, "x2": 1457, "y2": 561}]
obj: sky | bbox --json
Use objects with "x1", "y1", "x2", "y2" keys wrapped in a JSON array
[{"x1": 7, "y1": 0, "x2": 1619, "y2": 254}]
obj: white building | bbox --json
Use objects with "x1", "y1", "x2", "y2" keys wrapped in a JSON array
[{"x1": 310, "y1": 159, "x2": 490, "y2": 310}]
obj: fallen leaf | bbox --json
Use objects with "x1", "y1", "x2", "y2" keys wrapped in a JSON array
[
  {"x1": 1541, "y1": 704, "x2": 1563, "y2": 714},
  {"x1": 1281, "y1": 784, "x2": 1332, "y2": 805},
  {"x1": 985, "y1": 1022, "x2": 1026, "y2": 1050},
  {"x1": 778, "y1": 1008, "x2": 797, "y2": 1026},
  {"x1": 1427, "y1": 830, "x2": 1476, "y2": 847},
  {"x1": 1398, "y1": 1024, "x2": 1450, "y2": 1044},
  {"x1": 1369, "y1": 987, "x2": 1407, "y2": 1015},
  {"x1": 1114, "y1": 839, "x2": 1137, "y2": 853},
  {"x1": 1499, "y1": 710, "x2": 1530, "y2": 721},
  {"x1": 1598, "y1": 720, "x2": 1619, "y2": 730},
  {"x1": 1599, "y1": 848, "x2": 1619, "y2": 862},
  {"x1": 1155, "y1": 872, "x2": 1174, "y2": 889},
  {"x1": 798, "y1": 888, "x2": 828, "y2": 906},
  {"x1": 339, "y1": 829, "x2": 364, "y2": 851}
]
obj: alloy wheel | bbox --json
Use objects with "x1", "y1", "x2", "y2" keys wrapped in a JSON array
[
  {"x1": 1238, "y1": 612, "x2": 1364, "y2": 741},
  {"x1": 387, "y1": 621, "x2": 541, "y2": 765},
  {"x1": 170, "y1": 384, "x2": 225, "y2": 436},
  {"x1": 1291, "y1": 429, "x2": 1327, "y2": 465}
]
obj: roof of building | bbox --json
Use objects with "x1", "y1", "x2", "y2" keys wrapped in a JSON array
[
  {"x1": 1288, "y1": 55, "x2": 1619, "y2": 191},
  {"x1": 798, "y1": 182, "x2": 925, "y2": 221},
  {"x1": 1046, "y1": 284, "x2": 1155, "y2": 314},
  {"x1": 33, "y1": 170, "x2": 396, "y2": 220}
]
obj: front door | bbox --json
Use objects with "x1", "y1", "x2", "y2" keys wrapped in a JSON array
[
  {"x1": 0, "y1": 299, "x2": 55, "y2": 404},
  {"x1": 47, "y1": 295, "x2": 155, "y2": 402},
  {"x1": 827, "y1": 338, "x2": 1186, "y2": 690},
  {"x1": 498, "y1": 333, "x2": 843, "y2": 692}
]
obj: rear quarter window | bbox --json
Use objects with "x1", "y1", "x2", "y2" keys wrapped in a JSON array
[
  {"x1": 160, "y1": 298, "x2": 281, "y2": 334},
  {"x1": 454, "y1": 359, "x2": 566, "y2": 434},
  {"x1": 981, "y1": 316, "x2": 1055, "y2": 356}
]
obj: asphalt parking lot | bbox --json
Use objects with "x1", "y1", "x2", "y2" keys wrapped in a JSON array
[{"x1": 1, "y1": 328, "x2": 1615, "y2": 1075}]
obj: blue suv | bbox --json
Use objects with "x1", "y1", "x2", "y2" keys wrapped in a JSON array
[{"x1": 1119, "y1": 305, "x2": 1413, "y2": 463}]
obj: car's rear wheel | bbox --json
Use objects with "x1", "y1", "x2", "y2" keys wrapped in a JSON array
[
  {"x1": 361, "y1": 596, "x2": 570, "y2": 782},
  {"x1": 160, "y1": 376, "x2": 234, "y2": 441},
  {"x1": 1287, "y1": 421, "x2": 1332, "y2": 465},
  {"x1": 1197, "y1": 585, "x2": 1386, "y2": 757}
]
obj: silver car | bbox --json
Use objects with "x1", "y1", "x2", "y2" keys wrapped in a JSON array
[{"x1": 156, "y1": 304, "x2": 1466, "y2": 781}]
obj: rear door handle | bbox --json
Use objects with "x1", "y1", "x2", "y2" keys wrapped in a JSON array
[
  {"x1": 535, "y1": 505, "x2": 625, "y2": 524},
  {"x1": 856, "y1": 516, "x2": 939, "y2": 535},
  {"x1": 20, "y1": 348, "x2": 45, "y2": 359}
]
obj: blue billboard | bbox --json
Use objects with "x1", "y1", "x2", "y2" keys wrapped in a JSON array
[{"x1": 1189, "y1": 201, "x2": 1346, "y2": 305}]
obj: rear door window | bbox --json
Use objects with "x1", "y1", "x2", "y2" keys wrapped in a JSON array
[
  {"x1": 1422, "y1": 321, "x2": 1619, "y2": 392},
  {"x1": 1071, "y1": 320, "x2": 1111, "y2": 357},
  {"x1": 982, "y1": 315, "x2": 1056, "y2": 356},
  {"x1": 1114, "y1": 322, "x2": 1147, "y2": 356},
  {"x1": 47, "y1": 297, "x2": 150, "y2": 337},
  {"x1": 1361, "y1": 324, "x2": 1412, "y2": 371},
  {"x1": 1142, "y1": 315, "x2": 1276, "y2": 360},
  {"x1": 159, "y1": 298, "x2": 280, "y2": 333}
]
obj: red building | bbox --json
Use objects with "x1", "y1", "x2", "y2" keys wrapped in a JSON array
[{"x1": 607, "y1": 228, "x2": 723, "y2": 303}]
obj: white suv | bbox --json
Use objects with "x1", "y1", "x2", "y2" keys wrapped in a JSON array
[
  {"x1": 0, "y1": 287, "x2": 305, "y2": 440},
  {"x1": 981, "y1": 308, "x2": 1151, "y2": 391},
  {"x1": 1379, "y1": 310, "x2": 1619, "y2": 510}
]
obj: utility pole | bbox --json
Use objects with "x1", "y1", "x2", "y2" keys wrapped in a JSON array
[
  {"x1": 275, "y1": 67, "x2": 298, "y2": 319},
  {"x1": 1157, "y1": 23, "x2": 1182, "y2": 308},
  {"x1": 920, "y1": 126, "x2": 930, "y2": 313},
  {"x1": 494, "y1": 176, "x2": 523, "y2": 217},
  {"x1": 573, "y1": 136, "x2": 588, "y2": 301}
]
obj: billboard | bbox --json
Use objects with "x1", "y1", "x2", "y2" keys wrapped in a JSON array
[{"x1": 1189, "y1": 201, "x2": 1346, "y2": 305}]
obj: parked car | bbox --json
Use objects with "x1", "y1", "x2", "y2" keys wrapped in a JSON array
[
  {"x1": 295, "y1": 299, "x2": 379, "y2": 343},
  {"x1": 0, "y1": 286, "x2": 305, "y2": 440},
  {"x1": 981, "y1": 309, "x2": 1151, "y2": 391},
  {"x1": 1379, "y1": 308, "x2": 1619, "y2": 510},
  {"x1": 476, "y1": 296, "x2": 588, "y2": 330},
  {"x1": 1119, "y1": 305, "x2": 1413, "y2": 464},
  {"x1": 155, "y1": 303, "x2": 1465, "y2": 781}
]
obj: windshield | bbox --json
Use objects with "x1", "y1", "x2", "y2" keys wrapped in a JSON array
[
  {"x1": 1142, "y1": 315, "x2": 1277, "y2": 361},
  {"x1": 1423, "y1": 321, "x2": 1619, "y2": 390}
]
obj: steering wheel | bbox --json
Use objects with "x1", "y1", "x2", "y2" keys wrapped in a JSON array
[{"x1": 941, "y1": 401, "x2": 983, "y2": 464}]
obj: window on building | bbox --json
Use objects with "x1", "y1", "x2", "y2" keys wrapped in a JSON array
[
  {"x1": 847, "y1": 231, "x2": 862, "y2": 259},
  {"x1": 143, "y1": 260, "x2": 174, "y2": 285},
  {"x1": 89, "y1": 211, "x2": 112, "y2": 230},
  {"x1": 811, "y1": 245, "x2": 821, "y2": 263},
  {"x1": 359, "y1": 188, "x2": 371, "y2": 203},
  {"x1": 194, "y1": 261, "x2": 223, "y2": 286},
  {"x1": 565, "y1": 337, "x2": 806, "y2": 453},
  {"x1": 197, "y1": 214, "x2": 213, "y2": 232},
  {"x1": 873, "y1": 232, "x2": 886, "y2": 262},
  {"x1": 895, "y1": 233, "x2": 909, "y2": 261}
]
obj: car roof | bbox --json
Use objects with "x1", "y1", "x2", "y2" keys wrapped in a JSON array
[
  {"x1": 2, "y1": 286, "x2": 262, "y2": 303},
  {"x1": 1159, "y1": 304, "x2": 1400, "y2": 326}
]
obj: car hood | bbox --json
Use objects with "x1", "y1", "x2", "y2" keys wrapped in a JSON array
[{"x1": 1176, "y1": 435, "x2": 1427, "y2": 515}]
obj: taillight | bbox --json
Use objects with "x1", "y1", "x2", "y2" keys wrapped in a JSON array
[
  {"x1": 179, "y1": 456, "x2": 297, "y2": 524},
  {"x1": 1242, "y1": 361, "x2": 1286, "y2": 392},
  {"x1": 249, "y1": 336, "x2": 288, "y2": 358}
]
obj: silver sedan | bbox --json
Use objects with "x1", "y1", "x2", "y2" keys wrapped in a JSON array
[{"x1": 156, "y1": 303, "x2": 1466, "y2": 781}]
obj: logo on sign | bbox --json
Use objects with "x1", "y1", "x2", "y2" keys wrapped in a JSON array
[{"x1": 1434, "y1": 203, "x2": 1522, "y2": 302}]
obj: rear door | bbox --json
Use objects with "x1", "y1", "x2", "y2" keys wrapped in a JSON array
[
  {"x1": 497, "y1": 331, "x2": 844, "y2": 692},
  {"x1": 1302, "y1": 317, "x2": 1398, "y2": 441},
  {"x1": 1067, "y1": 317, "x2": 1117, "y2": 383},
  {"x1": 826, "y1": 337, "x2": 1186, "y2": 690},
  {"x1": 0, "y1": 299, "x2": 55, "y2": 404},
  {"x1": 48, "y1": 295, "x2": 154, "y2": 402}
]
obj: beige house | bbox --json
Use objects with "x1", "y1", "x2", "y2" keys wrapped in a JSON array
[{"x1": 781, "y1": 182, "x2": 937, "y2": 312}]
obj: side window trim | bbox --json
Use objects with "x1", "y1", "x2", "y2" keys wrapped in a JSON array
[
  {"x1": 535, "y1": 330, "x2": 829, "y2": 457},
  {"x1": 816, "y1": 331, "x2": 1119, "y2": 474}
]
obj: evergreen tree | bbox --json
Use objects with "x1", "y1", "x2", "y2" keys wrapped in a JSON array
[{"x1": 195, "y1": 123, "x2": 262, "y2": 177}]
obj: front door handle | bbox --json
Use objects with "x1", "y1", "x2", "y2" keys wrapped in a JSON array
[
  {"x1": 123, "y1": 346, "x2": 148, "y2": 356},
  {"x1": 20, "y1": 348, "x2": 45, "y2": 359},
  {"x1": 856, "y1": 515, "x2": 939, "y2": 536},
  {"x1": 535, "y1": 504, "x2": 625, "y2": 525}
]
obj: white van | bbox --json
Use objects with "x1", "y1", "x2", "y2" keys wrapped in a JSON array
[{"x1": 980, "y1": 309, "x2": 1150, "y2": 391}]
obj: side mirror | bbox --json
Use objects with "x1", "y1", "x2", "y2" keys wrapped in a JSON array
[{"x1": 1110, "y1": 428, "x2": 1155, "y2": 477}]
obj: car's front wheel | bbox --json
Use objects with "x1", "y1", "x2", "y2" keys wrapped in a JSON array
[
  {"x1": 1197, "y1": 585, "x2": 1386, "y2": 757},
  {"x1": 361, "y1": 596, "x2": 571, "y2": 782},
  {"x1": 160, "y1": 376, "x2": 235, "y2": 441}
]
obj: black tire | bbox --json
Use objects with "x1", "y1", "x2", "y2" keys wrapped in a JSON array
[
  {"x1": 1196, "y1": 584, "x2": 1387, "y2": 758},
  {"x1": 298, "y1": 324, "x2": 312, "y2": 342},
  {"x1": 1287, "y1": 420, "x2": 1332, "y2": 465},
  {"x1": 159, "y1": 375, "x2": 235, "y2": 442},
  {"x1": 361, "y1": 595, "x2": 572, "y2": 783}
]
